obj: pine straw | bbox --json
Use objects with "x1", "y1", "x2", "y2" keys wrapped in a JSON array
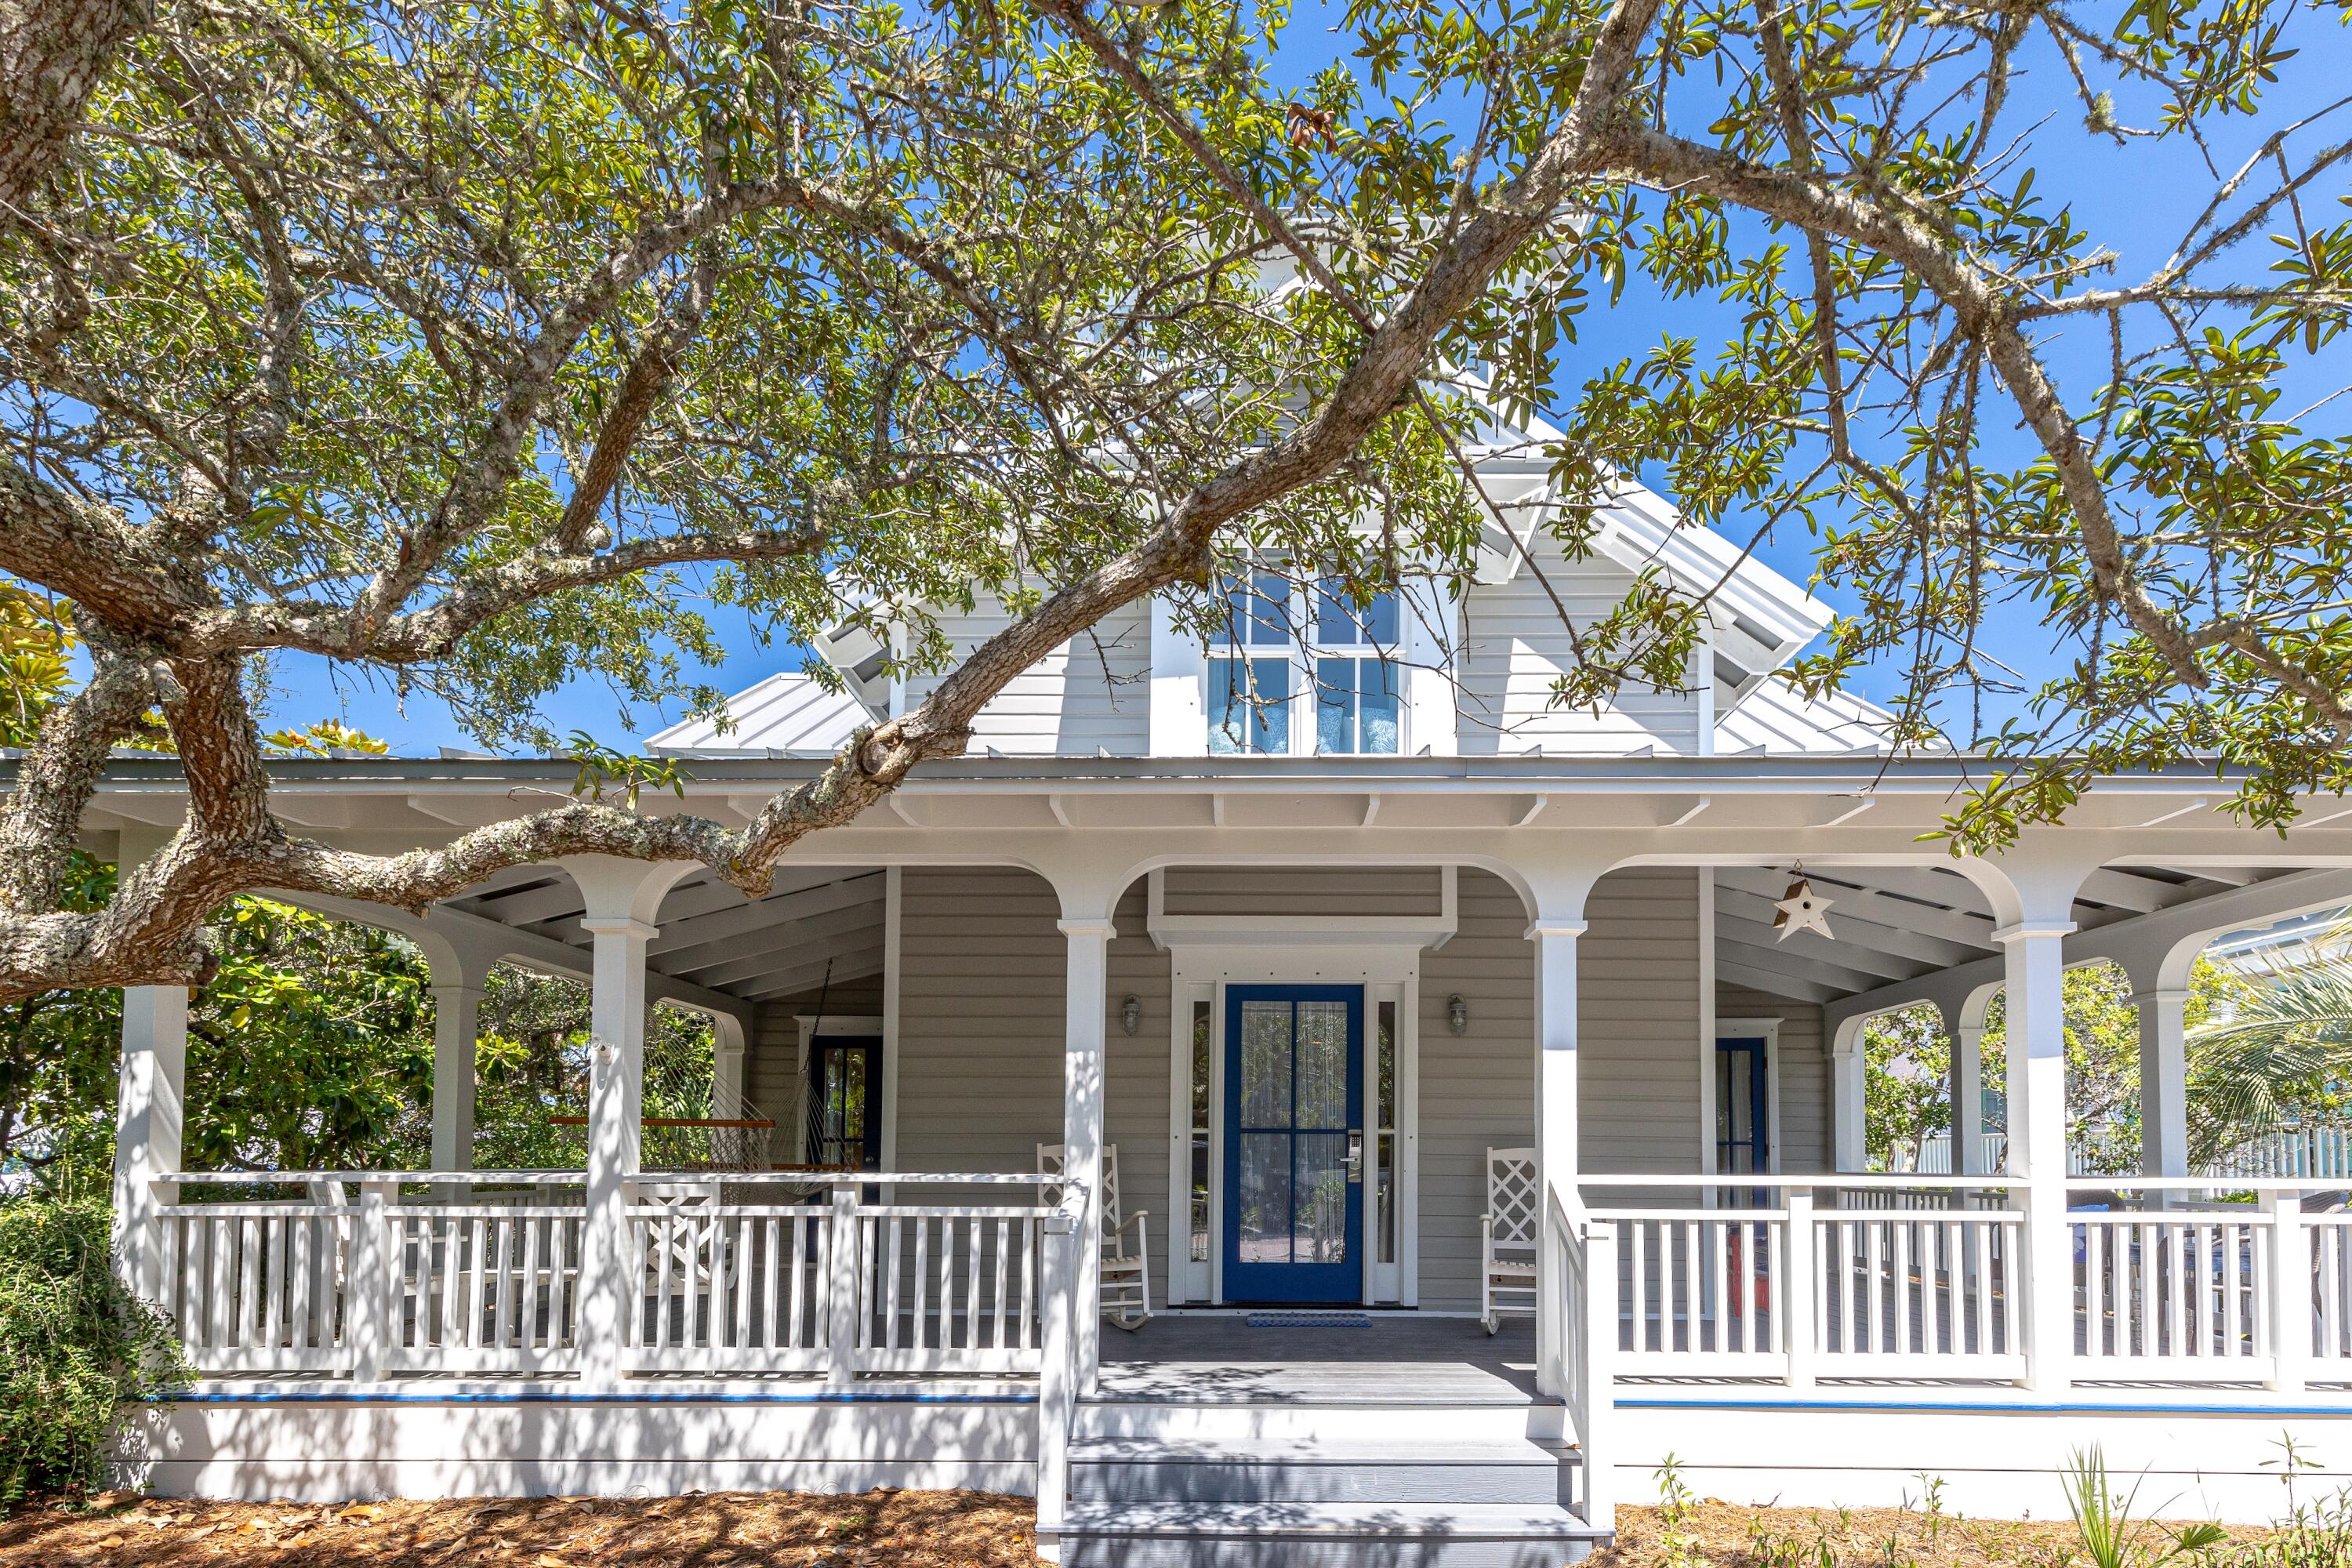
[
  {"x1": 1594, "y1": 1499, "x2": 2282, "y2": 1568},
  {"x1": 0, "y1": 1491, "x2": 2303, "y2": 1568},
  {"x1": 0, "y1": 1488, "x2": 1043, "y2": 1566}
]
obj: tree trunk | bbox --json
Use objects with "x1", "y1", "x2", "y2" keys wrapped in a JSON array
[{"x1": 0, "y1": 0, "x2": 146, "y2": 219}]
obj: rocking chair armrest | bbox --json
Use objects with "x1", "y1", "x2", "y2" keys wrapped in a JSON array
[{"x1": 1110, "y1": 1207, "x2": 1150, "y2": 1242}]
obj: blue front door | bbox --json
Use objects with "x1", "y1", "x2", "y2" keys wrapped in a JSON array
[{"x1": 1224, "y1": 985, "x2": 1364, "y2": 1303}]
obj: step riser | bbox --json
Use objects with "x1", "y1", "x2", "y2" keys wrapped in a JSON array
[
  {"x1": 1056, "y1": 1535, "x2": 1598, "y2": 1567},
  {"x1": 1076, "y1": 1406, "x2": 1564, "y2": 1443},
  {"x1": 1073, "y1": 1461, "x2": 1565, "y2": 1505}
]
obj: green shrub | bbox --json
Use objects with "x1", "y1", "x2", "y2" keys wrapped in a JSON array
[{"x1": 0, "y1": 1196, "x2": 188, "y2": 1501}]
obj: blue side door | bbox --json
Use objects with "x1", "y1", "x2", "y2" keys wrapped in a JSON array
[
  {"x1": 1715, "y1": 1036, "x2": 1770, "y2": 1207},
  {"x1": 1224, "y1": 985, "x2": 1364, "y2": 1303}
]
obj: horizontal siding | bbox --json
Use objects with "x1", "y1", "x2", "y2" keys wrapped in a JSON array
[
  {"x1": 1716, "y1": 983, "x2": 1830, "y2": 1174},
  {"x1": 887, "y1": 863, "x2": 1713, "y2": 1315},
  {"x1": 1417, "y1": 869, "x2": 1537, "y2": 1312},
  {"x1": 902, "y1": 598, "x2": 1149, "y2": 757},
  {"x1": 1105, "y1": 882, "x2": 1174, "y2": 1309},
  {"x1": 895, "y1": 867, "x2": 1172, "y2": 1308},
  {"x1": 747, "y1": 978, "x2": 884, "y2": 1155},
  {"x1": 1581, "y1": 868, "x2": 1704, "y2": 1181},
  {"x1": 1415, "y1": 867, "x2": 1705, "y2": 1310},
  {"x1": 896, "y1": 866, "x2": 1068, "y2": 1182},
  {"x1": 1159, "y1": 866, "x2": 1445, "y2": 919},
  {"x1": 1456, "y1": 535, "x2": 1706, "y2": 757}
]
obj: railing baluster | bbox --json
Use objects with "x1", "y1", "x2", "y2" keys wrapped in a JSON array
[
  {"x1": 991, "y1": 1218, "x2": 1011, "y2": 1352},
  {"x1": 964, "y1": 1217, "x2": 984, "y2": 1352}
]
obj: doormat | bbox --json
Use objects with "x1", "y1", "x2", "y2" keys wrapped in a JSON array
[{"x1": 1244, "y1": 1312, "x2": 1372, "y2": 1328}]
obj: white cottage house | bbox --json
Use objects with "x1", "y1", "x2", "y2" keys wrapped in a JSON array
[{"x1": 79, "y1": 469, "x2": 2352, "y2": 1565}]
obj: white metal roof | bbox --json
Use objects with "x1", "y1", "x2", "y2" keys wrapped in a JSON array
[
  {"x1": 644, "y1": 673, "x2": 873, "y2": 757},
  {"x1": 1715, "y1": 678, "x2": 1905, "y2": 757}
]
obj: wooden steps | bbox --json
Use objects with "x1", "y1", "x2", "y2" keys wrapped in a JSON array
[
  {"x1": 1048, "y1": 1374, "x2": 1604, "y2": 1566},
  {"x1": 1052, "y1": 1501, "x2": 1608, "y2": 1567}
]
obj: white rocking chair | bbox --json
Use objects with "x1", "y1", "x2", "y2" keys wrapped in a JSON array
[
  {"x1": 1038, "y1": 1142, "x2": 1152, "y2": 1330},
  {"x1": 1481, "y1": 1145, "x2": 1539, "y2": 1335}
]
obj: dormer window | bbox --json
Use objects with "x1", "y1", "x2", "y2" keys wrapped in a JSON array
[
  {"x1": 1314, "y1": 582, "x2": 1400, "y2": 755},
  {"x1": 1208, "y1": 571, "x2": 1291, "y2": 754},
  {"x1": 1207, "y1": 572, "x2": 1404, "y2": 756}
]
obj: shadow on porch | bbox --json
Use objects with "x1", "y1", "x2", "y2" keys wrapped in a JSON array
[{"x1": 1098, "y1": 1315, "x2": 1542, "y2": 1403}]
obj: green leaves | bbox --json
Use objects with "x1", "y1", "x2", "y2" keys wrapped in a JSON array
[
  {"x1": 563, "y1": 731, "x2": 695, "y2": 809},
  {"x1": 0, "y1": 1197, "x2": 189, "y2": 1501}
]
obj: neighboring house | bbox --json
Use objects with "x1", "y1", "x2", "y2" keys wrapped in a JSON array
[{"x1": 78, "y1": 464, "x2": 2352, "y2": 1563}]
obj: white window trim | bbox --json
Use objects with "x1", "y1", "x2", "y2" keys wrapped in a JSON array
[
  {"x1": 1161, "y1": 931, "x2": 1429, "y2": 1307},
  {"x1": 1715, "y1": 1014, "x2": 1784, "y2": 1177},
  {"x1": 793, "y1": 1012, "x2": 886, "y2": 1167},
  {"x1": 1203, "y1": 575, "x2": 1414, "y2": 760}
]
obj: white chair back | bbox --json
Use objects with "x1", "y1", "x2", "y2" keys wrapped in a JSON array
[
  {"x1": 1037, "y1": 1142, "x2": 1123, "y2": 1245},
  {"x1": 1487, "y1": 1146, "x2": 1538, "y2": 1250}
]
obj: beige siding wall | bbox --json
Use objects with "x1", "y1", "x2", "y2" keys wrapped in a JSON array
[
  {"x1": 895, "y1": 866, "x2": 1069, "y2": 1178},
  {"x1": 747, "y1": 977, "x2": 884, "y2": 1147},
  {"x1": 882, "y1": 861, "x2": 1724, "y2": 1315},
  {"x1": 1715, "y1": 983, "x2": 1831, "y2": 1173},
  {"x1": 901, "y1": 597, "x2": 1150, "y2": 756},
  {"x1": 1105, "y1": 883, "x2": 1175, "y2": 1307},
  {"x1": 893, "y1": 866, "x2": 1174, "y2": 1306},
  {"x1": 1454, "y1": 532, "x2": 1708, "y2": 757},
  {"x1": 1417, "y1": 869, "x2": 1536, "y2": 1310},
  {"x1": 1415, "y1": 867, "x2": 1705, "y2": 1310}
]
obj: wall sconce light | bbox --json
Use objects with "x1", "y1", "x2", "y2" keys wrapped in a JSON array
[
  {"x1": 1121, "y1": 995, "x2": 1142, "y2": 1036},
  {"x1": 1447, "y1": 994, "x2": 1469, "y2": 1035}
]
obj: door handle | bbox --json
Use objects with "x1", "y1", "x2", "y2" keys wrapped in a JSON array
[{"x1": 1347, "y1": 1130, "x2": 1364, "y2": 1183}]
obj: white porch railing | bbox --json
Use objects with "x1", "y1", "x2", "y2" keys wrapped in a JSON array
[
  {"x1": 1552, "y1": 1191, "x2": 1617, "y2": 1533},
  {"x1": 160, "y1": 1192, "x2": 361, "y2": 1374},
  {"x1": 2204, "y1": 1125, "x2": 2352, "y2": 1181},
  {"x1": 156, "y1": 1170, "x2": 1058, "y2": 1383},
  {"x1": 1583, "y1": 1174, "x2": 2352, "y2": 1394},
  {"x1": 1902, "y1": 1133, "x2": 2008, "y2": 1174}
]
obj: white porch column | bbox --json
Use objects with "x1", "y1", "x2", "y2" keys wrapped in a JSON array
[
  {"x1": 1058, "y1": 914, "x2": 1114, "y2": 1399},
  {"x1": 1530, "y1": 917, "x2": 1585, "y2": 1398},
  {"x1": 406, "y1": 920, "x2": 509, "y2": 1186},
  {"x1": 111, "y1": 830, "x2": 187, "y2": 1303},
  {"x1": 713, "y1": 1012, "x2": 748, "y2": 1112},
  {"x1": 2135, "y1": 985, "x2": 2191, "y2": 1185},
  {"x1": 111, "y1": 982, "x2": 187, "y2": 1302},
  {"x1": 563, "y1": 856, "x2": 695, "y2": 1392},
  {"x1": 1829, "y1": 1029, "x2": 1866, "y2": 1172},
  {"x1": 1994, "y1": 904, "x2": 2078, "y2": 1389},
  {"x1": 1940, "y1": 997, "x2": 1987, "y2": 1177},
  {"x1": 430, "y1": 980, "x2": 484, "y2": 1174}
]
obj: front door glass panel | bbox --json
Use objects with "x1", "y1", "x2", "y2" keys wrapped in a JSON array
[{"x1": 1223, "y1": 985, "x2": 1364, "y2": 1301}]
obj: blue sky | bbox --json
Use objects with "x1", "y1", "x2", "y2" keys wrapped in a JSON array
[{"x1": 273, "y1": 3, "x2": 2348, "y2": 757}]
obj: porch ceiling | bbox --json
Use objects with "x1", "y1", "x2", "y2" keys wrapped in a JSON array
[
  {"x1": 60, "y1": 753, "x2": 2352, "y2": 1020},
  {"x1": 438, "y1": 863, "x2": 887, "y2": 1004},
  {"x1": 1716, "y1": 862, "x2": 2325, "y2": 1007}
]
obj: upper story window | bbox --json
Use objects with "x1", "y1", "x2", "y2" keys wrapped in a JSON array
[
  {"x1": 1314, "y1": 581, "x2": 1400, "y2": 755},
  {"x1": 1207, "y1": 572, "x2": 1402, "y2": 756},
  {"x1": 1209, "y1": 571, "x2": 1292, "y2": 754}
]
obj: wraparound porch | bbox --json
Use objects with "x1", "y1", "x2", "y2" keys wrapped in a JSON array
[{"x1": 100, "y1": 824, "x2": 2352, "y2": 1541}]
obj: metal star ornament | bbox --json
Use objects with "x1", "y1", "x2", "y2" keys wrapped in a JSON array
[{"x1": 1772, "y1": 869, "x2": 1835, "y2": 942}]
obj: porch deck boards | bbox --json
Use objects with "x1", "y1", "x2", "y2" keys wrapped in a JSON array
[{"x1": 1098, "y1": 1315, "x2": 1542, "y2": 1403}]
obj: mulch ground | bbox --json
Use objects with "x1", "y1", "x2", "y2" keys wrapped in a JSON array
[
  {"x1": 0, "y1": 1492, "x2": 2300, "y2": 1567},
  {"x1": 1593, "y1": 1497, "x2": 2283, "y2": 1568},
  {"x1": 0, "y1": 1489, "x2": 1041, "y2": 1566}
]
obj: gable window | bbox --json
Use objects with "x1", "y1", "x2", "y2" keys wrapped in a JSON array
[
  {"x1": 1205, "y1": 571, "x2": 1406, "y2": 756},
  {"x1": 1312, "y1": 580, "x2": 1401, "y2": 755},
  {"x1": 1209, "y1": 571, "x2": 1293, "y2": 755}
]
